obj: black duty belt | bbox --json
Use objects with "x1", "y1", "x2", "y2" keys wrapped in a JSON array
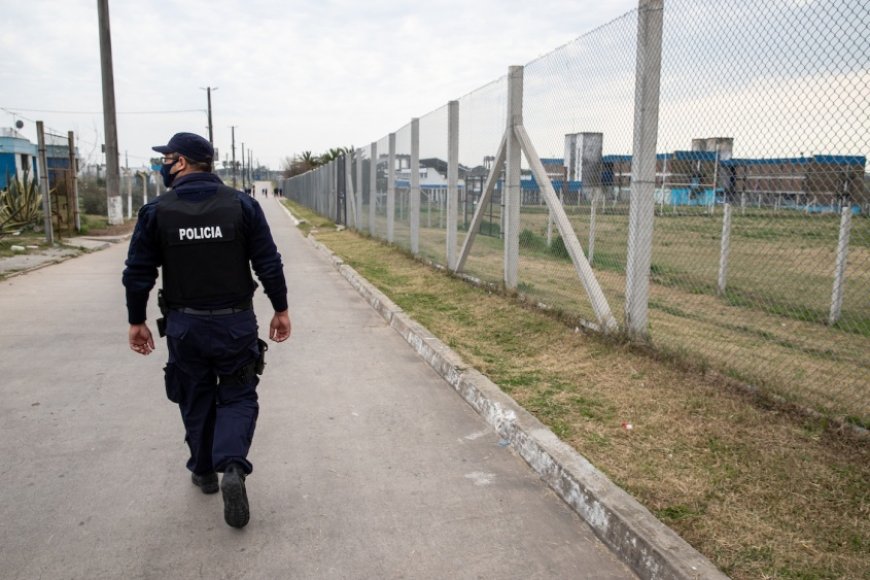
[{"x1": 173, "y1": 301, "x2": 253, "y2": 316}]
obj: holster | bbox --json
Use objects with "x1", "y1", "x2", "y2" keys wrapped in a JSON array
[
  {"x1": 231, "y1": 339, "x2": 269, "y2": 386},
  {"x1": 156, "y1": 289, "x2": 169, "y2": 338},
  {"x1": 255, "y1": 338, "x2": 268, "y2": 375}
]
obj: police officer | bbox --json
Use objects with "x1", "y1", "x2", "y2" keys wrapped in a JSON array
[{"x1": 123, "y1": 132, "x2": 291, "y2": 529}]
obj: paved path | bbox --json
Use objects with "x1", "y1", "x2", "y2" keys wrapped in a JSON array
[{"x1": 0, "y1": 196, "x2": 636, "y2": 579}]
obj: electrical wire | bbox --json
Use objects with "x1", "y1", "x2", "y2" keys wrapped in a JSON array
[{"x1": 1, "y1": 106, "x2": 205, "y2": 115}]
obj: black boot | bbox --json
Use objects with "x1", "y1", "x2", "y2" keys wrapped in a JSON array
[
  {"x1": 220, "y1": 463, "x2": 250, "y2": 528},
  {"x1": 191, "y1": 472, "x2": 219, "y2": 494}
]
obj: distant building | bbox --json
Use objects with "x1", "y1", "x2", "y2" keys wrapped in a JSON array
[
  {"x1": 0, "y1": 128, "x2": 77, "y2": 190},
  {"x1": 0, "y1": 128, "x2": 38, "y2": 189},
  {"x1": 601, "y1": 137, "x2": 867, "y2": 211}
]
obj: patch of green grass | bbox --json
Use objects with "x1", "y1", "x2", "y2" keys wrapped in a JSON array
[
  {"x1": 525, "y1": 389, "x2": 571, "y2": 420},
  {"x1": 0, "y1": 233, "x2": 49, "y2": 257},
  {"x1": 394, "y1": 291, "x2": 474, "y2": 326},
  {"x1": 570, "y1": 393, "x2": 615, "y2": 422},
  {"x1": 589, "y1": 250, "x2": 625, "y2": 273},
  {"x1": 517, "y1": 281, "x2": 535, "y2": 293},
  {"x1": 585, "y1": 432, "x2": 611, "y2": 448},
  {"x1": 845, "y1": 415, "x2": 870, "y2": 430},
  {"x1": 499, "y1": 371, "x2": 543, "y2": 387},
  {"x1": 655, "y1": 503, "x2": 706, "y2": 523},
  {"x1": 282, "y1": 199, "x2": 335, "y2": 235},
  {"x1": 648, "y1": 299, "x2": 691, "y2": 319},
  {"x1": 479, "y1": 220, "x2": 501, "y2": 237},
  {"x1": 83, "y1": 213, "x2": 109, "y2": 231},
  {"x1": 347, "y1": 261, "x2": 411, "y2": 290}
]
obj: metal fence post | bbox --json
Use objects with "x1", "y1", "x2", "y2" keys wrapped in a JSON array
[
  {"x1": 624, "y1": 0, "x2": 664, "y2": 339},
  {"x1": 356, "y1": 147, "x2": 364, "y2": 229},
  {"x1": 447, "y1": 100, "x2": 459, "y2": 271},
  {"x1": 332, "y1": 160, "x2": 339, "y2": 221},
  {"x1": 35, "y1": 121, "x2": 53, "y2": 244},
  {"x1": 589, "y1": 192, "x2": 597, "y2": 266},
  {"x1": 126, "y1": 170, "x2": 133, "y2": 219},
  {"x1": 504, "y1": 65, "x2": 523, "y2": 290},
  {"x1": 829, "y1": 206, "x2": 852, "y2": 325},
  {"x1": 369, "y1": 142, "x2": 377, "y2": 236},
  {"x1": 410, "y1": 118, "x2": 420, "y2": 254},
  {"x1": 718, "y1": 203, "x2": 732, "y2": 296},
  {"x1": 388, "y1": 133, "x2": 396, "y2": 243}
]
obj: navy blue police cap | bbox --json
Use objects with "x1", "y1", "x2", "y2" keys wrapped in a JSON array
[{"x1": 152, "y1": 132, "x2": 214, "y2": 162}]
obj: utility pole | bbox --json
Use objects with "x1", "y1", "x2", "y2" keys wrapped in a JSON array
[
  {"x1": 201, "y1": 86, "x2": 217, "y2": 145},
  {"x1": 36, "y1": 121, "x2": 54, "y2": 244},
  {"x1": 241, "y1": 142, "x2": 246, "y2": 190},
  {"x1": 125, "y1": 150, "x2": 131, "y2": 219},
  {"x1": 230, "y1": 126, "x2": 237, "y2": 189},
  {"x1": 68, "y1": 131, "x2": 81, "y2": 232},
  {"x1": 97, "y1": 0, "x2": 123, "y2": 225}
]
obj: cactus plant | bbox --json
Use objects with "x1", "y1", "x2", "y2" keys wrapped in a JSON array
[{"x1": 0, "y1": 171, "x2": 44, "y2": 233}]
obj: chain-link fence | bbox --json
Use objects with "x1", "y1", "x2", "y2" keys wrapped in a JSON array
[{"x1": 283, "y1": 0, "x2": 869, "y2": 425}]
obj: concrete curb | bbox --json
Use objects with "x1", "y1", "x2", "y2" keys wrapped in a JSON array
[
  {"x1": 305, "y1": 234, "x2": 729, "y2": 580},
  {"x1": 2, "y1": 257, "x2": 68, "y2": 280}
]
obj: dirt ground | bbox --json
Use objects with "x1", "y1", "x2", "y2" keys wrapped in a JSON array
[{"x1": 0, "y1": 220, "x2": 135, "y2": 278}]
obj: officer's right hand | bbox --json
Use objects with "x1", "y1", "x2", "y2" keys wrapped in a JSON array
[
  {"x1": 129, "y1": 323, "x2": 155, "y2": 355},
  {"x1": 269, "y1": 310, "x2": 291, "y2": 342}
]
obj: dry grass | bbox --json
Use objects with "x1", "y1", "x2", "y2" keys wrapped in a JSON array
[
  {"x1": 284, "y1": 200, "x2": 870, "y2": 580},
  {"x1": 402, "y1": 207, "x2": 869, "y2": 425}
]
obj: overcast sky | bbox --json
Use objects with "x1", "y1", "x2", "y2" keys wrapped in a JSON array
[{"x1": 1, "y1": 0, "x2": 639, "y2": 170}]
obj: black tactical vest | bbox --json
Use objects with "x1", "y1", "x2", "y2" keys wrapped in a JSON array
[{"x1": 156, "y1": 185, "x2": 255, "y2": 307}]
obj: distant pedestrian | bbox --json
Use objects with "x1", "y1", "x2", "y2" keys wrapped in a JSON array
[{"x1": 123, "y1": 131, "x2": 291, "y2": 529}]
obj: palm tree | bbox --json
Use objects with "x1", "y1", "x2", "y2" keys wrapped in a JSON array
[{"x1": 299, "y1": 151, "x2": 319, "y2": 168}]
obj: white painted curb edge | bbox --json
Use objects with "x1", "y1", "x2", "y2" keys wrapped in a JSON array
[{"x1": 305, "y1": 235, "x2": 728, "y2": 580}]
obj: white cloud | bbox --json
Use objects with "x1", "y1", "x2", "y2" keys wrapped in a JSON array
[
  {"x1": 1, "y1": 0, "x2": 638, "y2": 168},
  {"x1": 7, "y1": 0, "x2": 863, "y2": 174}
]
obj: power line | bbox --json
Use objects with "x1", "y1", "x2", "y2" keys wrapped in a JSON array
[{"x1": 1, "y1": 106, "x2": 205, "y2": 115}]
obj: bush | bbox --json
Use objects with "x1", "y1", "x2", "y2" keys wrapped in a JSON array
[
  {"x1": 1, "y1": 173, "x2": 43, "y2": 232},
  {"x1": 78, "y1": 176, "x2": 107, "y2": 216},
  {"x1": 480, "y1": 220, "x2": 501, "y2": 237},
  {"x1": 549, "y1": 235, "x2": 570, "y2": 260},
  {"x1": 519, "y1": 228, "x2": 537, "y2": 247}
]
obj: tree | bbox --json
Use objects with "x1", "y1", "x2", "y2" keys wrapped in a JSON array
[{"x1": 282, "y1": 146, "x2": 356, "y2": 179}]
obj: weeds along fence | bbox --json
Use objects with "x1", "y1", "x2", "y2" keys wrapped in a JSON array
[{"x1": 283, "y1": 0, "x2": 870, "y2": 426}]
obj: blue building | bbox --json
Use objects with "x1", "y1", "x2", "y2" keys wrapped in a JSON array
[
  {"x1": 0, "y1": 128, "x2": 38, "y2": 189},
  {"x1": 0, "y1": 128, "x2": 76, "y2": 190}
]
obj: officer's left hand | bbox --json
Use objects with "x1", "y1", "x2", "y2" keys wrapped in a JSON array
[{"x1": 129, "y1": 323, "x2": 155, "y2": 355}]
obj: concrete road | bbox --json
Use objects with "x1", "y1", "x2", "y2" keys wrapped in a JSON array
[{"x1": 0, "y1": 196, "x2": 636, "y2": 580}]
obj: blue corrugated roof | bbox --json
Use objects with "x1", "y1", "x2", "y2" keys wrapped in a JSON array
[
  {"x1": 722, "y1": 157, "x2": 810, "y2": 166},
  {"x1": 672, "y1": 150, "x2": 718, "y2": 161},
  {"x1": 603, "y1": 153, "x2": 866, "y2": 167},
  {"x1": 813, "y1": 155, "x2": 866, "y2": 165},
  {"x1": 520, "y1": 174, "x2": 583, "y2": 192}
]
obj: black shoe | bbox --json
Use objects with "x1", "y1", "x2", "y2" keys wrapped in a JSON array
[
  {"x1": 221, "y1": 463, "x2": 250, "y2": 528},
  {"x1": 191, "y1": 472, "x2": 219, "y2": 494}
]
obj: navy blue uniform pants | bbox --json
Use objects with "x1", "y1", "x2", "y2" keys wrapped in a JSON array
[{"x1": 164, "y1": 309, "x2": 260, "y2": 476}]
